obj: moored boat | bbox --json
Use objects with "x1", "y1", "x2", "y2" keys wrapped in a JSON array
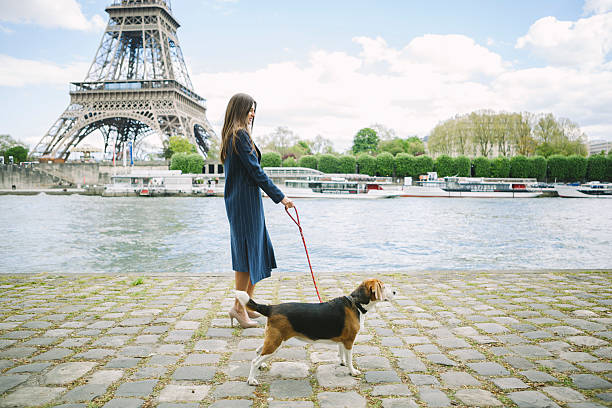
[
  {"x1": 282, "y1": 177, "x2": 400, "y2": 199},
  {"x1": 401, "y1": 173, "x2": 543, "y2": 198},
  {"x1": 555, "y1": 182, "x2": 612, "y2": 198}
]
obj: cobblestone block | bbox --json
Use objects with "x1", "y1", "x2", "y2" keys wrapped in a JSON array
[
  {"x1": 508, "y1": 391, "x2": 561, "y2": 408},
  {"x1": 157, "y1": 384, "x2": 210, "y2": 402},
  {"x1": 269, "y1": 379, "x2": 312, "y2": 398},
  {"x1": 43, "y1": 362, "x2": 97, "y2": 385},
  {"x1": 455, "y1": 389, "x2": 502, "y2": 407},
  {"x1": 318, "y1": 391, "x2": 366, "y2": 408},
  {"x1": 0, "y1": 386, "x2": 65, "y2": 408},
  {"x1": 115, "y1": 380, "x2": 157, "y2": 397}
]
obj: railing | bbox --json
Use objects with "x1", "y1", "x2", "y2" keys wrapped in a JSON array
[
  {"x1": 110, "y1": 0, "x2": 171, "y2": 11},
  {"x1": 70, "y1": 80, "x2": 205, "y2": 105}
]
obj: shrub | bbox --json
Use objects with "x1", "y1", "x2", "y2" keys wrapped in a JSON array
[
  {"x1": 282, "y1": 157, "x2": 297, "y2": 167},
  {"x1": 530, "y1": 156, "x2": 547, "y2": 181},
  {"x1": 586, "y1": 154, "x2": 606, "y2": 181},
  {"x1": 547, "y1": 154, "x2": 569, "y2": 182},
  {"x1": 170, "y1": 152, "x2": 188, "y2": 173},
  {"x1": 510, "y1": 155, "x2": 529, "y2": 178},
  {"x1": 607, "y1": 155, "x2": 612, "y2": 182},
  {"x1": 566, "y1": 155, "x2": 587, "y2": 182},
  {"x1": 434, "y1": 155, "x2": 454, "y2": 177},
  {"x1": 261, "y1": 152, "x2": 281, "y2": 168},
  {"x1": 395, "y1": 153, "x2": 413, "y2": 178},
  {"x1": 415, "y1": 155, "x2": 434, "y2": 176},
  {"x1": 472, "y1": 156, "x2": 491, "y2": 177},
  {"x1": 338, "y1": 155, "x2": 356, "y2": 174},
  {"x1": 356, "y1": 153, "x2": 376, "y2": 176},
  {"x1": 376, "y1": 152, "x2": 395, "y2": 177},
  {"x1": 454, "y1": 156, "x2": 471, "y2": 177},
  {"x1": 317, "y1": 154, "x2": 340, "y2": 173},
  {"x1": 185, "y1": 153, "x2": 205, "y2": 174},
  {"x1": 490, "y1": 156, "x2": 510, "y2": 178},
  {"x1": 298, "y1": 155, "x2": 317, "y2": 169}
]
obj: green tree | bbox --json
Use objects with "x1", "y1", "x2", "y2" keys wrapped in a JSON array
[
  {"x1": 338, "y1": 155, "x2": 356, "y2": 174},
  {"x1": 509, "y1": 155, "x2": 529, "y2": 178},
  {"x1": 4, "y1": 146, "x2": 29, "y2": 164},
  {"x1": 547, "y1": 154, "x2": 569, "y2": 182},
  {"x1": 472, "y1": 157, "x2": 491, "y2": 177},
  {"x1": 282, "y1": 157, "x2": 297, "y2": 167},
  {"x1": 376, "y1": 152, "x2": 395, "y2": 177},
  {"x1": 415, "y1": 155, "x2": 434, "y2": 177},
  {"x1": 607, "y1": 154, "x2": 612, "y2": 182},
  {"x1": 454, "y1": 156, "x2": 471, "y2": 177},
  {"x1": 261, "y1": 152, "x2": 282, "y2": 167},
  {"x1": 490, "y1": 157, "x2": 510, "y2": 178},
  {"x1": 356, "y1": 153, "x2": 376, "y2": 176},
  {"x1": 317, "y1": 154, "x2": 340, "y2": 173},
  {"x1": 404, "y1": 136, "x2": 426, "y2": 156},
  {"x1": 378, "y1": 139, "x2": 405, "y2": 156},
  {"x1": 169, "y1": 135, "x2": 197, "y2": 154},
  {"x1": 566, "y1": 155, "x2": 587, "y2": 182},
  {"x1": 530, "y1": 156, "x2": 547, "y2": 181},
  {"x1": 352, "y1": 128, "x2": 379, "y2": 155},
  {"x1": 298, "y1": 155, "x2": 318, "y2": 169},
  {"x1": 586, "y1": 154, "x2": 606, "y2": 181},
  {"x1": 434, "y1": 155, "x2": 454, "y2": 177}
]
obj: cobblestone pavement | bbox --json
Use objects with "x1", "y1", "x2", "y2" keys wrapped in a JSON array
[{"x1": 0, "y1": 270, "x2": 610, "y2": 408}]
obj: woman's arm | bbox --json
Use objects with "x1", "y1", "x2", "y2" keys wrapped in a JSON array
[{"x1": 234, "y1": 130, "x2": 286, "y2": 204}]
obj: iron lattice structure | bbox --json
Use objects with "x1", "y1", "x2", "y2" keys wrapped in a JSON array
[{"x1": 33, "y1": 0, "x2": 215, "y2": 160}]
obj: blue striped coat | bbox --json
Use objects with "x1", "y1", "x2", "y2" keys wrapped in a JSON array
[{"x1": 224, "y1": 129, "x2": 285, "y2": 284}]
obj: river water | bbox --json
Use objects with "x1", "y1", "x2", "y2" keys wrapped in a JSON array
[{"x1": 1, "y1": 194, "x2": 610, "y2": 274}]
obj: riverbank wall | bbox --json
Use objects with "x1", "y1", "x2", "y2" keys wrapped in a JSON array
[{"x1": 0, "y1": 161, "x2": 170, "y2": 190}]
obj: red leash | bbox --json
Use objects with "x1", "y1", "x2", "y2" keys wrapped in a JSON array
[{"x1": 285, "y1": 207, "x2": 322, "y2": 303}]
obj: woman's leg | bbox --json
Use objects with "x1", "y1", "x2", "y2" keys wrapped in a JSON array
[{"x1": 234, "y1": 270, "x2": 253, "y2": 317}]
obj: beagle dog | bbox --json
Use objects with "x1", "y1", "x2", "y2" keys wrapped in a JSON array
[{"x1": 235, "y1": 278, "x2": 394, "y2": 385}]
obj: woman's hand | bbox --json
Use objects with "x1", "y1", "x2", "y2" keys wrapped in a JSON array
[{"x1": 281, "y1": 196, "x2": 294, "y2": 209}]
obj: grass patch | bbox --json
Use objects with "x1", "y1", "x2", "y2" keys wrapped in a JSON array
[{"x1": 130, "y1": 277, "x2": 145, "y2": 286}]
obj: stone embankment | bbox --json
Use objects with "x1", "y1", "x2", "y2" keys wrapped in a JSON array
[{"x1": 0, "y1": 270, "x2": 610, "y2": 407}]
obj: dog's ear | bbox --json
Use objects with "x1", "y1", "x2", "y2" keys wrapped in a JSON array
[{"x1": 364, "y1": 279, "x2": 383, "y2": 301}]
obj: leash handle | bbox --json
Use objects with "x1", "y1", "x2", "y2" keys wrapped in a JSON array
[{"x1": 285, "y1": 206, "x2": 322, "y2": 303}]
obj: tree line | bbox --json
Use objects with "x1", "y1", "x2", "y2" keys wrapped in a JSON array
[
  {"x1": 0, "y1": 135, "x2": 29, "y2": 164},
  {"x1": 427, "y1": 111, "x2": 588, "y2": 158},
  {"x1": 260, "y1": 150, "x2": 612, "y2": 183}
]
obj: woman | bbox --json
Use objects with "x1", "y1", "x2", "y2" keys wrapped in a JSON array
[{"x1": 221, "y1": 93, "x2": 294, "y2": 328}]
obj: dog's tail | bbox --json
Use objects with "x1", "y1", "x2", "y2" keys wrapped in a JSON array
[{"x1": 235, "y1": 291, "x2": 271, "y2": 317}]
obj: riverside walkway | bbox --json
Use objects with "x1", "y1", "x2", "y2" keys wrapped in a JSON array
[{"x1": 0, "y1": 270, "x2": 610, "y2": 408}]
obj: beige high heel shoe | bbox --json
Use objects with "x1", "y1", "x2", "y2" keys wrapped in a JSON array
[
  {"x1": 247, "y1": 310, "x2": 261, "y2": 319},
  {"x1": 229, "y1": 308, "x2": 258, "y2": 329}
]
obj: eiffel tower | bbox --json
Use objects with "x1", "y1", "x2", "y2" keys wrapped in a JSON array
[{"x1": 33, "y1": 0, "x2": 215, "y2": 161}]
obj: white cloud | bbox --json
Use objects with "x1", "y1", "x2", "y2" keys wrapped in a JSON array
[
  {"x1": 583, "y1": 0, "x2": 612, "y2": 14},
  {"x1": 0, "y1": 0, "x2": 106, "y2": 31},
  {"x1": 0, "y1": 54, "x2": 89, "y2": 87},
  {"x1": 516, "y1": 14, "x2": 612, "y2": 67},
  {"x1": 190, "y1": 29, "x2": 612, "y2": 150}
]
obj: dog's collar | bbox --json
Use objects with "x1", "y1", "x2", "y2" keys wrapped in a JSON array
[{"x1": 345, "y1": 296, "x2": 368, "y2": 315}]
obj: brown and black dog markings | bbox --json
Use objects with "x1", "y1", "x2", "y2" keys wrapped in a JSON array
[{"x1": 235, "y1": 278, "x2": 395, "y2": 386}]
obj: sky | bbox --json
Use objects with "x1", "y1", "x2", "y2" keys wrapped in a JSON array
[{"x1": 1, "y1": 0, "x2": 611, "y2": 154}]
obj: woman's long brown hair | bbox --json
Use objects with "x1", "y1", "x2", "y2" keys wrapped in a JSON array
[{"x1": 220, "y1": 93, "x2": 257, "y2": 162}]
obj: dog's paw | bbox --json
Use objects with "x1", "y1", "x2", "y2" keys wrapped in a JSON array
[
  {"x1": 349, "y1": 368, "x2": 361, "y2": 376},
  {"x1": 338, "y1": 360, "x2": 346, "y2": 366},
  {"x1": 247, "y1": 377, "x2": 259, "y2": 386},
  {"x1": 259, "y1": 362, "x2": 268, "y2": 370}
]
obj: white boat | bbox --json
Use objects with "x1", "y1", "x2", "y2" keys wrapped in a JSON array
[
  {"x1": 555, "y1": 182, "x2": 612, "y2": 198},
  {"x1": 102, "y1": 170, "x2": 215, "y2": 197},
  {"x1": 282, "y1": 177, "x2": 400, "y2": 199},
  {"x1": 401, "y1": 173, "x2": 542, "y2": 198}
]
